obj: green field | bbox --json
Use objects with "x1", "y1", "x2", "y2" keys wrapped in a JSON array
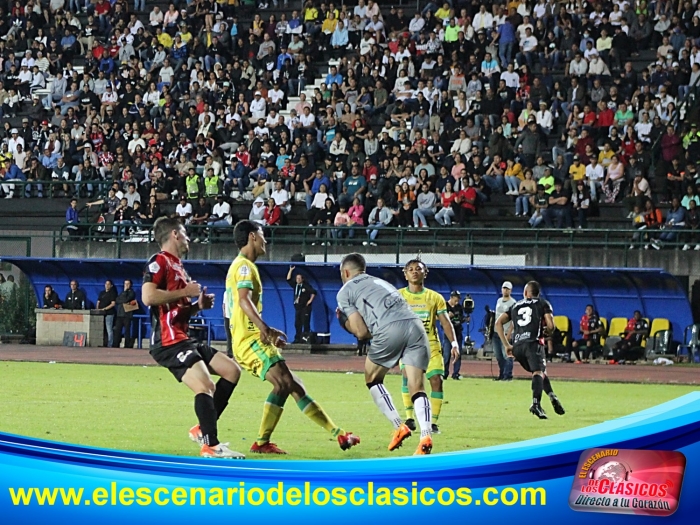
[{"x1": 0, "y1": 362, "x2": 696, "y2": 459}]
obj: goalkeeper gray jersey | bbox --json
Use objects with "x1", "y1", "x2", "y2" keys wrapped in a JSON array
[{"x1": 336, "y1": 273, "x2": 419, "y2": 336}]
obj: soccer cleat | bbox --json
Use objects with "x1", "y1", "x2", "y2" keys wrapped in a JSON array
[
  {"x1": 529, "y1": 404, "x2": 548, "y2": 420},
  {"x1": 414, "y1": 436, "x2": 433, "y2": 455},
  {"x1": 188, "y1": 425, "x2": 204, "y2": 446},
  {"x1": 388, "y1": 424, "x2": 412, "y2": 451},
  {"x1": 550, "y1": 395, "x2": 566, "y2": 416},
  {"x1": 405, "y1": 418, "x2": 417, "y2": 431},
  {"x1": 337, "y1": 432, "x2": 361, "y2": 451},
  {"x1": 250, "y1": 442, "x2": 287, "y2": 455},
  {"x1": 431, "y1": 423, "x2": 441, "y2": 434},
  {"x1": 200, "y1": 443, "x2": 245, "y2": 459}
]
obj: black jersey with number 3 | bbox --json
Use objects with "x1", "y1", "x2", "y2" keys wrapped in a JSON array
[{"x1": 508, "y1": 298, "x2": 552, "y2": 346}]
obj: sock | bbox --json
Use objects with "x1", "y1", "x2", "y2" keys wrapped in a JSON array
[
  {"x1": 367, "y1": 381, "x2": 403, "y2": 429},
  {"x1": 543, "y1": 375, "x2": 554, "y2": 396},
  {"x1": 194, "y1": 393, "x2": 219, "y2": 447},
  {"x1": 532, "y1": 374, "x2": 544, "y2": 405},
  {"x1": 430, "y1": 391, "x2": 443, "y2": 424},
  {"x1": 297, "y1": 395, "x2": 344, "y2": 437},
  {"x1": 401, "y1": 375, "x2": 414, "y2": 420},
  {"x1": 412, "y1": 392, "x2": 432, "y2": 438},
  {"x1": 256, "y1": 392, "x2": 286, "y2": 446},
  {"x1": 213, "y1": 378, "x2": 236, "y2": 419}
]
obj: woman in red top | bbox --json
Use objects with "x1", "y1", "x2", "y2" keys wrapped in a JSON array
[
  {"x1": 435, "y1": 182, "x2": 457, "y2": 225},
  {"x1": 263, "y1": 198, "x2": 281, "y2": 227}
]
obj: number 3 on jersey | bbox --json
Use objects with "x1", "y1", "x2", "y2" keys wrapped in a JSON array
[{"x1": 517, "y1": 306, "x2": 532, "y2": 327}]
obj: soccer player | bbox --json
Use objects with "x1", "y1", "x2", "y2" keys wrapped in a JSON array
[
  {"x1": 494, "y1": 281, "x2": 565, "y2": 420},
  {"x1": 398, "y1": 259, "x2": 459, "y2": 434},
  {"x1": 337, "y1": 253, "x2": 442, "y2": 455},
  {"x1": 141, "y1": 217, "x2": 245, "y2": 459},
  {"x1": 227, "y1": 220, "x2": 360, "y2": 455},
  {"x1": 571, "y1": 305, "x2": 604, "y2": 363}
]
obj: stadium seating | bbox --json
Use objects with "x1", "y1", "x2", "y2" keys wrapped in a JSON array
[{"x1": 678, "y1": 324, "x2": 700, "y2": 363}]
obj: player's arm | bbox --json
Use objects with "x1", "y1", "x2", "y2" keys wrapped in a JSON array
[
  {"x1": 495, "y1": 311, "x2": 513, "y2": 354},
  {"x1": 238, "y1": 286, "x2": 286, "y2": 347},
  {"x1": 438, "y1": 311, "x2": 460, "y2": 361},
  {"x1": 339, "y1": 310, "x2": 371, "y2": 340},
  {"x1": 141, "y1": 281, "x2": 201, "y2": 307},
  {"x1": 544, "y1": 312, "x2": 555, "y2": 335}
]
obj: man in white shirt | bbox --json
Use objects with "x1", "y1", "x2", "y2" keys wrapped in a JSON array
[
  {"x1": 516, "y1": 27, "x2": 537, "y2": 69},
  {"x1": 208, "y1": 195, "x2": 232, "y2": 228},
  {"x1": 8, "y1": 129, "x2": 25, "y2": 155},
  {"x1": 500, "y1": 63, "x2": 520, "y2": 89},
  {"x1": 409, "y1": 13, "x2": 425, "y2": 36},
  {"x1": 585, "y1": 156, "x2": 605, "y2": 202},
  {"x1": 175, "y1": 196, "x2": 193, "y2": 223},
  {"x1": 354, "y1": 0, "x2": 368, "y2": 20},
  {"x1": 472, "y1": 6, "x2": 494, "y2": 31},
  {"x1": 270, "y1": 180, "x2": 292, "y2": 214},
  {"x1": 250, "y1": 91, "x2": 267, "y2": 120},
  {"x1": 359, "y1": 33, "x2": 375, "y2": 55},
  {"x1": 535, "y1": 101, "x2": 553, "y2": 134}
]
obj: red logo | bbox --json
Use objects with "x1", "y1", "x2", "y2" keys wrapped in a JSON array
[{"x1": 569, "y1": 449, "x2": 686, "y2": 516}]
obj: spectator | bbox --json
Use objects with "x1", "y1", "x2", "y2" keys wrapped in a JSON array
[
  {"x1": 543, "y1": 180, "x2": 572, "y2": 229},
  {"x1": 515, "y1": 169, "x2": 536, "y2": 217},
  {"x1": 683, "y1": 200, "x2": 700, "y2": 251},
  {"x1": 0, "y1": 275, "x2": 18, "y2": 301},
  {"x1": 97, "y1": 280, "x2": 117, "y2": 347},
  {"x1": 64, "y1": 280, "x2": 87, "y2": 310},
  {"x1": 652, "y1": 198, "x2": 686, "y2": 249},
  {"x1": 492, "y1": 282, "x2": 516, "y2": 381},
  {"x1": 65, "y1": 198, "x2": 82, "y2": 238},
  {"x1": 42, "y1": 285, "x2": 62, "y2": 309},
  {"x1": 114, "y1": 279, "x2": 136, "y2": 349},
  {"x1": 249, "y1": 197, "x2": 266, "y2": 226},
  {"x1": 364, "y1": 197, "x2": 392, "y2": 246},
  {"x1": 571, "y1": 181, "x2": 590, "y2": 229},
  {"x1": 412, "y1": 184, "x2": 436, "y2": 228}
]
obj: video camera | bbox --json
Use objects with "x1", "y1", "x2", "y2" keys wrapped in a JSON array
[{"x1": 462, "y1": 294, "x2": 474, "y2": 315}]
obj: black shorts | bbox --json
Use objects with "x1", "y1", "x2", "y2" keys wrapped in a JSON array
[
  {"x1": 513, "y1": 342, "x2": 546, "y2": 374},
  {"x1": 150, "y1": 339, "x2": 220, "y2": 382}
]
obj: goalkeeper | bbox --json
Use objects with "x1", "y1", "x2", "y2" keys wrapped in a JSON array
[{"x1": 336, "y1": 253, "x2": 452, "y2": 456}]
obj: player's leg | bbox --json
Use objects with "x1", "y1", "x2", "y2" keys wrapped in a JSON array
[
  {"x1": 404, "y1": 364, "x2": 433, "y2": 455},
  {"x1": 526, "y1": 344, "x2": 549, "y2": 420},
  {"x1": 426, "y1": 344, "x2": 444, "y2": 432},
  {"x1": 365, "y1": 358, "x2": 412, "y2": 451},
  {"x1": 400, "y1": 364, "x2": 415, "y2": 429},
  {"x1": 266, "y1": 361, "x2": 359, "y2": 450},
  {"x1": 543, "y1": 373, "x2": 565, "y2": 415},
  {"x1": 181, "y1": 361, "x2": 245, "y2": 458},
  {"x1": 571, "y1": 340, "x2": 582, "y2": 363},
  {"x1": 208, "y1": 352, "x2": 242, "y2": 419}
]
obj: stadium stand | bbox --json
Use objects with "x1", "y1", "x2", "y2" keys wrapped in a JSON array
[{"x1": 1, "y1": 0, "x2": 700, "y2": 251}]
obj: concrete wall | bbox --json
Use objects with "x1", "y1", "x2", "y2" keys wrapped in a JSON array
[{"x1": 35, "y1": 309, "x2": 105, "y2": 347}]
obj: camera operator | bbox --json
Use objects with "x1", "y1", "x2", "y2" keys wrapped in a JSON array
[
  {"x1": 443, "y1": 291, "x2": 466, "y2": 380},
  {"x1": 493, "y1": 281, "x2": 516, "y2": 381}
]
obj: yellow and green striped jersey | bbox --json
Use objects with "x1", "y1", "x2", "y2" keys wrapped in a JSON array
[
  {"x1": 398, "y1": 287, "x2": 447, "y2": 346},
  {"x1": 225, "y1": 254, "x2": 262, "y2": 345}
]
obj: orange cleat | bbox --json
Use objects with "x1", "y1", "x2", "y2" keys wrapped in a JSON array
[
  {"x1": 189, "y1": 425, "x2": 203, "y2": 445},
  {"x1": 388, "y1": 423, "x2": 412, "y2": 451},
  {"x1": 200, "y1": 443, "x2": 245, "y2": 459},
  {"x1": 414, "y1": 436, "x2": 433, "y2": 455},
  {"x1": 250, "y1": 442, "x2": 287, "y2": 455}
]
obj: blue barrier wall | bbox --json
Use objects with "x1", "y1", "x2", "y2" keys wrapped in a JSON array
[{"x1": 3, "y1": 257, "x2": 692, "y2": 346}]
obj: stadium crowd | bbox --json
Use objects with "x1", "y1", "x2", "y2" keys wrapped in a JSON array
[{"x1": 1, "y1": 0, "x2": 700, "y2": 246}]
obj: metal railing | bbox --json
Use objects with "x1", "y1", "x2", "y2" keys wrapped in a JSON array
[
  {"x1": 56, "y1": 222, "x2": 693, "y2": 263},
  {"x1": 4, "y1": 180, "x2": 112, "y2": 200}
]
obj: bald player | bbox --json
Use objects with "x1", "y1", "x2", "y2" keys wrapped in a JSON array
[{"x1": 336, "y1": 253, "x2": 434, "y2": 455}]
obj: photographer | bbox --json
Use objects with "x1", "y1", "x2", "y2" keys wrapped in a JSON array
[{"x1": 443, "y1": 291, "x2": 465, "y2": 380}]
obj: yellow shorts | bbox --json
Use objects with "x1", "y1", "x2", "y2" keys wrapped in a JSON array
[
  {"x1": 400, "y1": 343, "x2": 444, "y2": 379},
  {"x1": 234, "y1": 336, "x2": 284, "y2": 380}
]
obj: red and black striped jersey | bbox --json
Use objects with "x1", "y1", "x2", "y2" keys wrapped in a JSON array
[{"x1": 143, "y1": 251, "x2": 193, "y2": 349}]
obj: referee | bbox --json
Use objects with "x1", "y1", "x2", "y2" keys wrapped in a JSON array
[{"x1": 287, "y1": 265, "x2": 316, "y2": 343}]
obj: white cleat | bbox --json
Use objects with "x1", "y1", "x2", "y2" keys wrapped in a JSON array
[{"x1": 201, "y1": 443, "x2": 246, "y2": 459}]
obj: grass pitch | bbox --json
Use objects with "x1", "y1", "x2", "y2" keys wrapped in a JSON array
[{"x1": 0, "y1": 362, "x2": 696, "y2": 460}]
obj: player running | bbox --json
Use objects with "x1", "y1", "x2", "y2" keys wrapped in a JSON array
[
  {"x1": 398, "y1": 259, "x2": 459, "y2": 434},
  {"x1": 226, "y1": 220, "x2": 359, "y2": 455},
  {"x1": 337, "y1": 253, "x2": 439, "y2": 455},
  {"x1": 141, "y1": 217, "x2": 245, "y2": 459},
  {"x1": 494, "y1": 281, "x2": 565, "y2": 420}
]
